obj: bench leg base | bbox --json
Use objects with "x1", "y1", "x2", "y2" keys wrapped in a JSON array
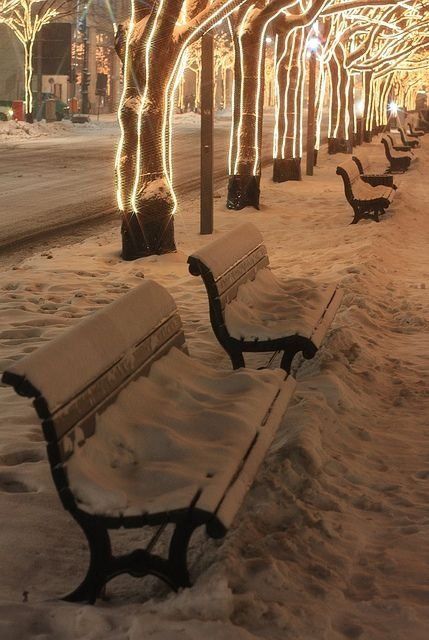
[{"x1": 63, "y1": 514, "x2": 200, "y2": 604}]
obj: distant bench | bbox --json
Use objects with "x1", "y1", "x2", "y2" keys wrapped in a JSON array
[
  {"x1": 381, "y1": 135, "x2": 414, "y2": 173},
  {"x1": 336, "y1": 158, "x2": 396, "y2": 224},
  {"x1": 2, "y1": 280, "x2": 296, "y2": 603},
  {"x1": 188, "y1": 223, "x2": 343, "y2": 373}
]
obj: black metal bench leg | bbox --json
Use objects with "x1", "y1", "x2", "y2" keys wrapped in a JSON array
[
  {"x1": 167, "y1": 519, "x2": 199, "y2": 589},
  {"x1": 229, "y1": 351, "x2": 245, "y2": 369},
  {"x1": 63, "y1": 517, "x2": 112, "y2": 604}
]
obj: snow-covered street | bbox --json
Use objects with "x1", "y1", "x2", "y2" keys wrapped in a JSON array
[
  {"x1": 0, "y1": 112, "x2": 277, "y2": 249},
  {"x1": 0, "y1": 135, "x2": 427, "y2": 639}
]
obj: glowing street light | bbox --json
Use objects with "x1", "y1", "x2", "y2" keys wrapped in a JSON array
[{"x1": 389, "y1": 100, "x2": 399, "y2": 116}]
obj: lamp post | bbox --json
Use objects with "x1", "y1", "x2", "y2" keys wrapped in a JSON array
[
  {"x1": 200, "y1": 31, "x2": 214, "y2": 235},
  {"x1": 306, "y1": 36, "x2": 319, "y2": 176}
]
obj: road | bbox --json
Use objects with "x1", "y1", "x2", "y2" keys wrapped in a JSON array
[{"x1": 0, "y1": 112, "x2": 277, "y2": 250}]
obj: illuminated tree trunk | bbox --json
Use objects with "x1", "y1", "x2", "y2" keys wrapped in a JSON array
[
  {"x1": 227, "y1": 22, "x2": 265, "y2": 210},
  {"x1": 116, "y1": 5, "x2": 182, "y2": 260},
  {"x1": 328, "y1": 52, "x2": 352, "y2": 154},
  {"x1": 314, "y1": 62, "x2": 328, "y2": 164},
  {"x1": 273, "y1": 27, "x2": 305, "y2": 182},
  {"x1": 23, "y1": 40, "x2": 35, "y2": 122},
  {"x1": 363, "y1": 70, "x2": 373, "y2": 142}
]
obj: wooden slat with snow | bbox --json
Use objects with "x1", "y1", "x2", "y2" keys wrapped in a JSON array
[
  {"x1": 188, "y1": 223, "x2": 343, "y2": 373},
  {"x1": 336, "y1": 158, "x2": 396, "y2": 224},
  {"x1": 2, "y1": 279, "x2": 296, "y2": 603}
]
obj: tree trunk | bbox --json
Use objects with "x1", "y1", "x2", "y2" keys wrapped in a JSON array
[
  {"x1": 24, "y1": 40, "x2": 35, "y2": 123},
  {"x1": 273, "y1": 28, "x2": 305, "y2": 182},
  {"x1": 116, "y1": 7, "x2": 183, "y2": 260},
  {"x1": 363, "y1": 70, "x2": 373, "y2": 142},
  {"x1": 227, "y1": 24, "x2": 264, "y2": 210},
  {"x1": 328, "y1": 53, "x2": 352, "y2": 155}
]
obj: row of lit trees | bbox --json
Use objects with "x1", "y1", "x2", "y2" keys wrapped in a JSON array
[
  {"x1": 115, "y1": 0, "x2": 428, "y2": 259},
  {"x1": 0, "y1": 0, "x2": 78, "y2": 121}
]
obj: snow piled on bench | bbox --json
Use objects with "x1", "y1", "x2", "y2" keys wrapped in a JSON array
[
  {"x1": 225, "y1": 268, "x2": 335, "y2": 340},
  {"x1": 66, "y1": 347, "x2": 285, "y2": 517}
]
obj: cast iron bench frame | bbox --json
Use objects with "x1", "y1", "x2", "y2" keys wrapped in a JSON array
[
  {"x1": 2, "y1": 280, "x2": 295, "y2": 603},
  {"x1": 188, "y1": 223, "x2": 343, "y2": 373},
  {"x1": 336, "y1": 158, "x2": 395, "y2": 224}
]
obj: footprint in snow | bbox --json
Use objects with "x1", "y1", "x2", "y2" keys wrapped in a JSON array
[
  {"x1": 0, "y1": 473, "x2": 36, "y2": 493},
  {"x1": 0, "y1": 449, "x2": 44, "y2": 466}
]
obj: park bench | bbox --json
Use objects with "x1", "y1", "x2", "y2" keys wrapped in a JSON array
[
  {"x1": 380, "y1": 136, "x2": 413, "y2": 173},
  {"x1": 187, "y1": 223, "x2": 343, "y2": 373},
  {"x1": 351, "y1": 151, "x2": 397, "y2": 189},
  {"x1": 397, "y1": 125, "x2": 420, "y2": 149},
  {"x1": 336, "y1": 157, "x2": 396, "y2": 224},
  {"x1": 2, "y1": 279, "x2": 296, "y2": 603},
  {"x1": 386, "y1": 132, "x2": 416, "y2": 153},
  {"x1": 407, "y1": 122, "x2": 425, "y2": 137}
]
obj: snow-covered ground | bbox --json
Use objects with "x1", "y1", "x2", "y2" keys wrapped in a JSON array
[{"x1": 0, "y1": 135, "x2": 428, "y2": 639}]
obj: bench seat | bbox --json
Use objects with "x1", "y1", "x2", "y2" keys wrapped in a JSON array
[
  {"x1": 224, "y1": 269, "x2": 337, "y2": 342},
  {"x1": 66, "y1": 346, "x2": 289, "y2": 520}
]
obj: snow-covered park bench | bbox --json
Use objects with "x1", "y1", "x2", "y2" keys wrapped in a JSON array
[
  {"x1": 381, "y1": 135, "x2": 413, "y2": 172},
  {"x1": 336, "y1": 158, "x2": 396, "y2": 224},
  {"x1": 386, "y1": 132, "x2": 416, "y2": 154},
  {"x1": 397, "y1": 125, "x2": 420, "y2": 149},
  {"x1": 352, "y1": 151, "x2": 397, "y2": 189},
  {"x1": 407, "y1": 122, "x2": 425, "y2": 138},
  {"x1": 188, "y1": 223, "x2": 343, "y2": 373},
  {"x1": 2, "y1": 280, "x2": 296, "y2": 603}
]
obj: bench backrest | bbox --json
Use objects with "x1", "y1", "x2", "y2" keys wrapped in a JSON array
[
  {"x1": 352, "y1": 152, "x2": 370, "y2": 175},
  {"x1": 2, "y1": 280, "x2": 186, "y2": 503},
  {"x1": 336, "y1": 159, "x2": 362, "y2": 204},
  {"x1": 188, "y1": 223, "x2": 269, "y2": 324},
  {"x1": 381, "y1": 135, "x2": 396, "y2": 159}
]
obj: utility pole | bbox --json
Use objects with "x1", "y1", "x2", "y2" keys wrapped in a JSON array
[
  {"x1": 306, "y1": 49, "x2": 317, "y2": 176},
  {"x1": 200, "y1": 31, "x2": 214, "y2": 235}
]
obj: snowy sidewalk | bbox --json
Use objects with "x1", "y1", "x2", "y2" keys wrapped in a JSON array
[{"x1": 0, "y1": 139, "x2": 428, "y2": 640}]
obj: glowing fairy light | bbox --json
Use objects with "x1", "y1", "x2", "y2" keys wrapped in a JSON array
[
  {"x1": 115, "y1": 0, "x2": 136, "y2": 212},
  {"x1": 131, "y1": 0, "x2": 166, "y2": 213},
  {"x1": 227, "y1": 16, "x2": 236, "y2": 176}
]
